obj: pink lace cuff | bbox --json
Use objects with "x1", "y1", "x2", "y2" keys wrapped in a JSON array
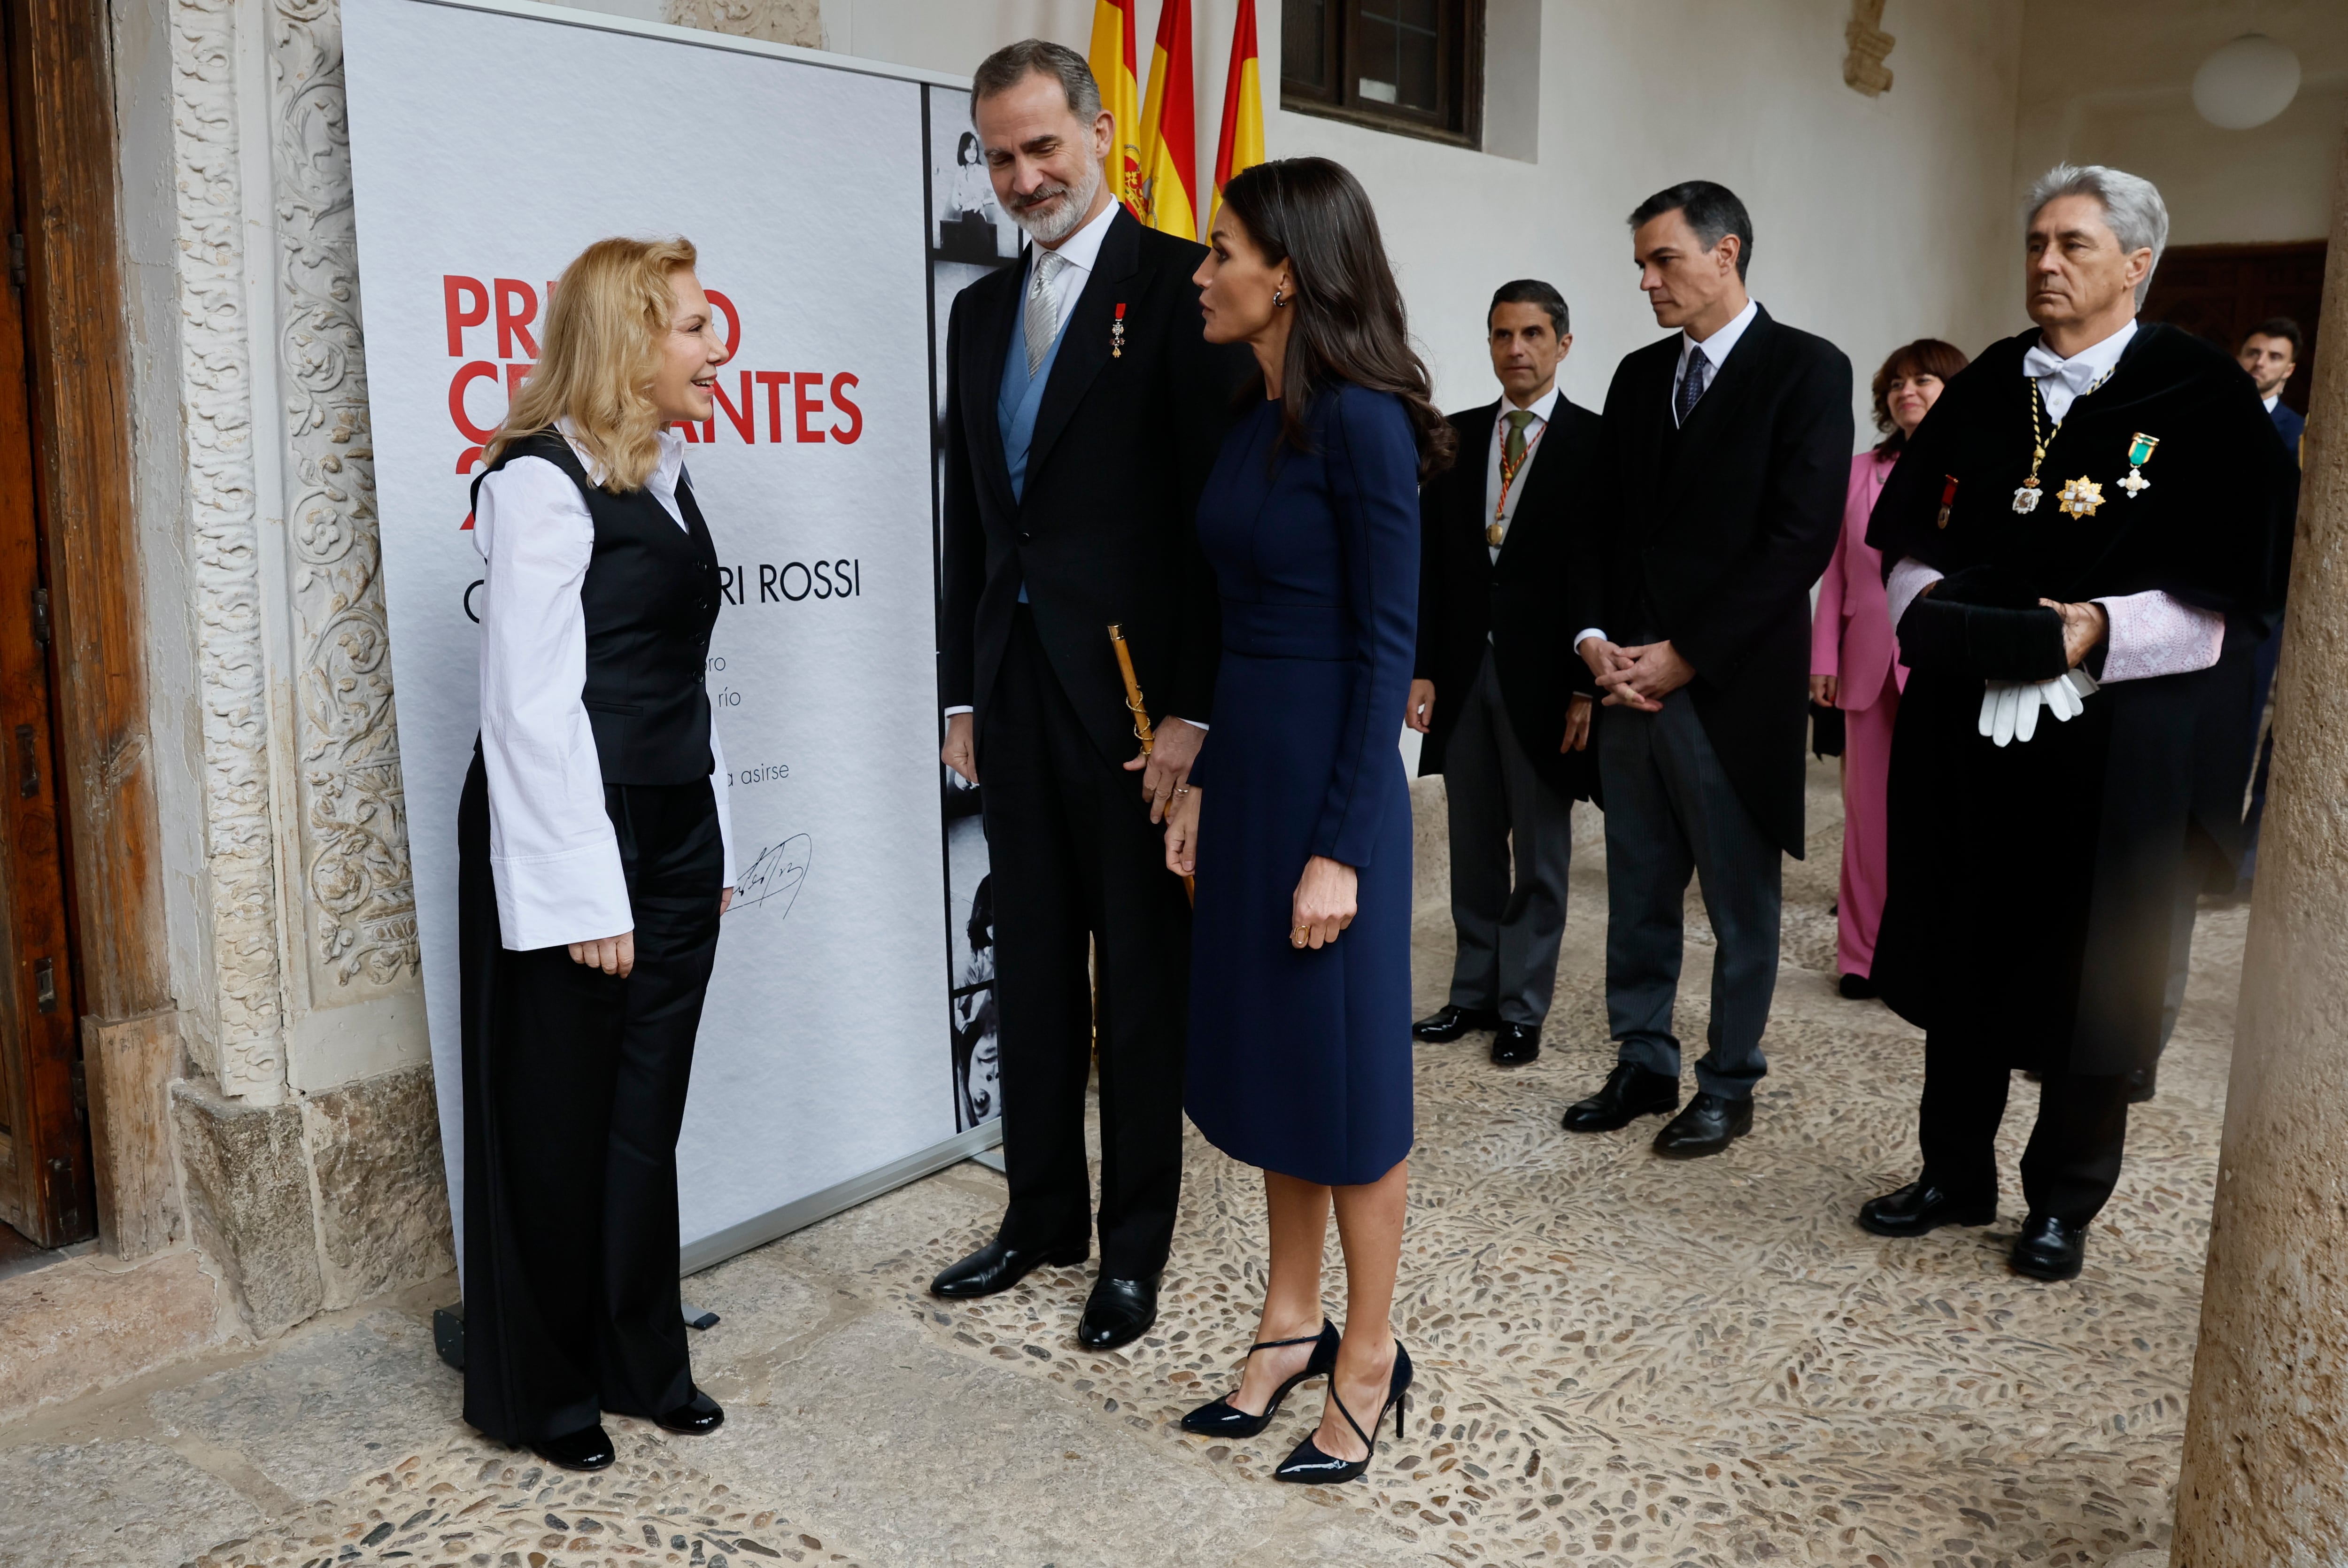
[
  {"x1": 2094, "y1": 591, "x2": 2226, "y2": 683},
  {"x1": 1885, "y1": 557, "x2": 1944, "y2": 632}
]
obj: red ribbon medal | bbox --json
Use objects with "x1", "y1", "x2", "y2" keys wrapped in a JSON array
[
  {"x1": 1937, "y1": 474, "x2": 1959, "y2": 530},
  {"x1": 1112, "y1": 302, "x2": 1126, "y2": 359}
]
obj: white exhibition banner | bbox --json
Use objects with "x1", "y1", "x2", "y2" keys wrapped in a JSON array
[{"x1": 342, "y1": 0, "x2": 1016, "y2": 1267}]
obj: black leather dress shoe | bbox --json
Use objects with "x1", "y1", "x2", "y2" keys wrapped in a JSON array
[
  {"x1": 2126, "y1": 1062, "x2": 2158, "y2": 1104},
  {"x1": 654, "y1": 1388, "x2": 725, "y2": 1436},
  {"x1": 1652, "y1": 1092, "x2": 1753, "y2": 1159},
  {"x1": 532, "y1": 1424, "x2": 615, "y2": 1472},
  {"x1": 2010, "y1": 1213, "x2": 2087, "y2": 1281},
  {"x1": 929, "y1": 1236, "x2": 1088, "y2": 1299},
  {"x1": 1560, "y1": 1063, "x2": 1680, "y2": 1132},
  {"x1": 1078, "y1": 1274, "x2": 1159, "y2": 1350},
  {"x1": 1837, "y1": 972, "x2": 1880, "y2": 1000},
  {"x1": 1857, "y1": 1179, "x2": 1997, "y2": 1237},
  {"x1": 1413, "y1": 1004, "x2": 1499, "y2": 1043},
  {"x1": 1490, "y1": 1022, "x2": 1540, "y2": 1066}
]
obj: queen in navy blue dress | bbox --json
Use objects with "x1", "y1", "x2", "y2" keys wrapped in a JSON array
[{"x1": 1161, "y1": 158, "x2": 1454, "y2": 1486}]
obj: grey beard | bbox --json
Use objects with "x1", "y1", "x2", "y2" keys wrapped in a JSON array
[{"x1": 1010, "y1": 161, "x2": 1102, "y2": 247}]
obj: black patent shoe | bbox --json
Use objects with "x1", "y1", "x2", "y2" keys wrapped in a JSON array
[
  {"x1": 1838, "y1": 972, "x2": 1880, "y2": 1000},
  {"x1": 929, "y1": 1236, "x2": 1088, "y2": 1299},
  {"x1": 2010, "y1": 1213, "x2": 2087, "y2": 1281},
  {"x1": 1857, "y1": 1179, "x2": 1997, "y2": 1238},
  {"x1": 532, "y1": 1423, "x2": 615, "y2": 1472},
  {"x1": 1077, "y1": 1274, "x2": 1159, "y2": 1350},
  {"x1": 1560, "y1": 1063, "x2": 1681, "y2": 1132},
  {"x1": 654, "y1": 1388, "x2": 725, "y2": 1436},
  {"x1": 1490, "y1": 1021, "x2": 1541, "y2": 1067},
  {"x1": 1413, "y1": 1004, "x2": 1499, "y2": 1043},
  {"x1": 1274, "y1": 1341, "x2": 1413, "y2": 1485},
  {"x1": 1180, "y1": 1317, "x2": 1339, "y2": 1438},
  {"x1": 1651, "y1": 1092, "x2": 1753, "y2": 1159},
  {"x1": 2126, "y1": 1063, "x2": 2158, "y2": 1104}
]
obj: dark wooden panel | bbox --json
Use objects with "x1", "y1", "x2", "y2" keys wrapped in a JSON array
[
  {"x1": 6, "y1": 0, "x2": 172, "y2": 1245},
  {"x1": 2144, "y1": 239, "x2": 2327, "y2": 416}
]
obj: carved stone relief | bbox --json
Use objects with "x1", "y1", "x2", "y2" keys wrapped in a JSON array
[
  {"x1": 170, "y1": 0, "x2": 287, "y2": 1099},
  {"x1": 1844, "y1": 0, "x2": 1895, "y2": 97},
  {"x1": 664, "y1": 0, "x2": 822, "y2": 48},
  {"x1": 267, "y1": 0, "x2": 419, "y2": 996}
]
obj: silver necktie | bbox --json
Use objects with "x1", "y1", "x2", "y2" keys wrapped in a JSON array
[{"x1": 1025, "y1": 249, "x2": 1069, "y2": 378}]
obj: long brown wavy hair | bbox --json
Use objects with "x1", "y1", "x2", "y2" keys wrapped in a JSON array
[
  {"x1": 1215, "y1": 158, "x2": 1455, "y2": 477},
  {"x1": 1870, "y1": 337, "x2": 1970, "y2": 455}
]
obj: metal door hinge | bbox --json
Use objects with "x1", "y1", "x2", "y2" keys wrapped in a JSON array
[
  {"x1": 33, "y1": 958, "x2": 57, "y2": 1014},
  {"x1": 31, "y1": 587, "x2": 50, "y2": 649}
]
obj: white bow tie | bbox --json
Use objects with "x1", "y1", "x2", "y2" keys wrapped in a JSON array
[{"x1": 2020, "y1": 341, "x2": 2103, "y2": 396}]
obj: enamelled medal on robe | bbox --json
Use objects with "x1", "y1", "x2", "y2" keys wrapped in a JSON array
[
  {"x1": 2119, "y1": 432, "x2": 2158, "y2": 498},
  {"x1": 2014, "y1": 367, "x2": 2119, "y2": 515}
]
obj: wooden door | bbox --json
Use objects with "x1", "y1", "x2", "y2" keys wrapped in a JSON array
[
  {"x1": 0, "y1": 22, "x2": 91, "y2": 1249},
  {"x1": 2143, "y1": 239, "x2": 2326, "y2": 416}
]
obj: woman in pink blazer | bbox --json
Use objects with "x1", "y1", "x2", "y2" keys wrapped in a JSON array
[{"x1": 1812, "y1": 339, "x2": 1968, "y2": 997}]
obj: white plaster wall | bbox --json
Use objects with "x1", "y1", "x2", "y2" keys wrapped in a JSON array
[
  {"x1": 2014, "y1": 0, "x2": 2348, "y2": 246},
  {"x1": 822, "y1": 0, "x2": 2026, "y2": 432}
]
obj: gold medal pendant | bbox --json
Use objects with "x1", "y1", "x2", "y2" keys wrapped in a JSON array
[
  {"x1": 2119, "y1": 432, "x2": 2157, "y2": 499},
  {"x1": 2012, "y1": 477, "x2": 2043, "y2": 514},
  {"x1": 1485, "y1": 519, "x2": 1506, "y2": 548},
  {"x1": 2056, "y1": 475, "x2": 2105, "y2": 518}
]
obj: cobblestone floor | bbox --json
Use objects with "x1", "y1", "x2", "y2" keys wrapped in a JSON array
[{"x1": 3, "y1": 765, "x2": 2239, "y2": 1567}]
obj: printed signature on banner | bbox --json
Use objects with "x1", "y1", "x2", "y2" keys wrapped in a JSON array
[{"x1": 731, "y1": 834, "x2": 811, "y2": 919}]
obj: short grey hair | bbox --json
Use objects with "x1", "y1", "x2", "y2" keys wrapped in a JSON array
[
  {"x1": 971, "y1": 38, "x2": 1102, "y2": 124},
  {"x1": 2027, "y1": 162, "x2": 2170, "y2": 307}
]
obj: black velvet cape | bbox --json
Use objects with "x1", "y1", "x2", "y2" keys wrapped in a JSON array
[{"x1": 1864, "y1": 323, "x2": 2295, "y2": 1073}]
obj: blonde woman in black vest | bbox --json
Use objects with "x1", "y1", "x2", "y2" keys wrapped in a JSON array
[{"x1": 460, "y1": 235, "x2": 734, "y2": 1470}]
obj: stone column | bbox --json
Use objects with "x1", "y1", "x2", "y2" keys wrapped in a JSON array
[{"x1": 2170, "y1": 126, "x2": 2348, "y2": 1566}]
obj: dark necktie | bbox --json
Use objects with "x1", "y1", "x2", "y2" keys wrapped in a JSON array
[{"x1": 1677, "y1": 346, "x2": 1712, "y2": 422}]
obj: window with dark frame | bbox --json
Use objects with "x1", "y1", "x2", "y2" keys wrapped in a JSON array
[{"x1": 1282, "y1": 0, "x2": 1483, "y2": 147}]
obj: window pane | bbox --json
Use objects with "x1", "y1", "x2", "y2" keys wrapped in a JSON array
[
  {"x1": 1360, "y1": 0, "x2": 1441, "y2": 112},
  {"x1": 1283, "y1": 0, "x2": 1328, "y2": 90}
]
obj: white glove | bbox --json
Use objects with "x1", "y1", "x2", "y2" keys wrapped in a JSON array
[{"x1": 1977, "y1": 668, "x2": 2098, "y2": 748}]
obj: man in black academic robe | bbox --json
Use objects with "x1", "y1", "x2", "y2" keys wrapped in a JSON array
[
  {"x1": 1859, "y1": 163, "x2": 2294, "y2": 1281},
  {"x1": 929, "y1": 43, "x2": 1251, "y2": 1346},
  {"x1": 1408, "y1": 279, "x2": 1601, "y2": 1069},
  {"x1": 1562, "y1": 181, "x2": 1852, "y2": 1159}
]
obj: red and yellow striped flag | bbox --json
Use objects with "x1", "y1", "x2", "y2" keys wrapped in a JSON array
[
  {"x1": 1088, "y1": 0, "x2": 1144, "y2": 217},
  {"x1": 1136, "y1": 0, "x2": 1197, "y2": 239},
  {"x1": 1209, "y1": 0, "x2": 1264, "y2": 232}
]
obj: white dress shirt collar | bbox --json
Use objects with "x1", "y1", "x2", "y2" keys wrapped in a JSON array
[
  {"x1": 1678, "y1": 297, "x2": 1760, "y2": 381},
  {"x1": 1026, "y1": 198, "x2": 1118, "y2": 286},
  {"x1": 555, "y1": 416, "x2": 689, "y2": 527},
  {"x1": 2021, "y1": 317, "x2": 2138, "y2": 424},
  {"x1": 1495, "y1": 382, "x2": 1563, "y2": 433},
  {"x1": 2264, "y1": 393, "x2": 2281, "y2": 412}
]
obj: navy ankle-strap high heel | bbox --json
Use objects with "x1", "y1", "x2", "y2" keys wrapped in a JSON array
[
  {"x1": 1179, "y1": 1317, "x2": 1340, "y2": 1438},
  {"x1": 1273, "y1": 1340, "x2": 1412, "y2": 1484}
]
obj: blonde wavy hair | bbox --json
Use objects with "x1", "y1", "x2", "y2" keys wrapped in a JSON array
[{"x1": 484, "y1": 235, "x2": 698, "y2": 493}]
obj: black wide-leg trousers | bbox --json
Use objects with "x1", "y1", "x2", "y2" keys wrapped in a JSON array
[
  {"x1": 980, "y1": 610, "x2": 1191, "y2": 1279},
  {"x1": 1916, "y1": 1034, "x2": 2132, "y2": 1227},
  {"x1": 458, "y1": 747, "x2": 723, "y2": 1444}
]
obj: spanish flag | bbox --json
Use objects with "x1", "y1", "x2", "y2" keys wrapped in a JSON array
[
  {"x1": 1087, "y1": 0, "x2": 1143, "y2": 217},
  {"x1": 1209, "y1": 0, "x2": 1264, "y2": 232},
  {"x1": 1136, "y1": 0, "x2": 1197, "y2": 239}
]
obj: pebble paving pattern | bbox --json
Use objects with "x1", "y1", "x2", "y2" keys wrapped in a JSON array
[
  {"x1": 183, "y1": 1432, "x2": 864, "y2": 1568},
  {"x1": 879, "y1": 846, "x2": 2243, "y2": 1567}
]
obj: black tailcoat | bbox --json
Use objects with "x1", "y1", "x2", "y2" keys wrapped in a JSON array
[
  {"x1": 1566, "y1": 307, "x2": 1854, "y2": 856},
  {"x1": 939, "y1": 209, "x2": 1254, "y2": 755},
  {"x1": 1866, "y1": 323, "x2": 2295, "y2": 1073},
  {"x1": 1414, "y1": 395, "x2": 1603, "y2": 801}
]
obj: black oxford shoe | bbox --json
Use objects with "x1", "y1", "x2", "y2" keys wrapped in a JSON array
[
  {"x1": 2009, "y1": 1213, "x2": 2088, "y2": 1282},
  {"x1": 1857, "y1": 1179, "x2": 1997, "y2": 1238},
  {"x1": 655, "y1": 1388, "x2": 724, "y2": 1436},
  {"x1": 1837, "y1": 972, "x2": 1880, "y2": 1000},
  {"x1": 1413, "y1": 1004, "x2": 1500, "y2": 1043},
  {"x1": 1077, "y1": 1274, "x2": 1159, "y2": 1351},
  {"x1": 1652, "y1": 1092, "x2": 1753, "y2": 1159},
  {"x1": 2125, "y1": 1062, "x2": 2158, "y2": 1104},
  {"x1": 930, "y1": 1236, "x2": 1089, "y2": 1299},
  {"x1": 1560, "y1": 1063, "x2": 1680, "y2": 1133},
  {"x1": 1490, "y1": 1021, "x2": 1541, "y2": 1067},
  {"x1": 532, "y1": 1424, "x2": 615, "y2": 1472}
]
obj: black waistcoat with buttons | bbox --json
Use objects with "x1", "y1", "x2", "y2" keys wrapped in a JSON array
[{"x1": 472, "y1": 430, "x2": 721, "y2": 786}]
